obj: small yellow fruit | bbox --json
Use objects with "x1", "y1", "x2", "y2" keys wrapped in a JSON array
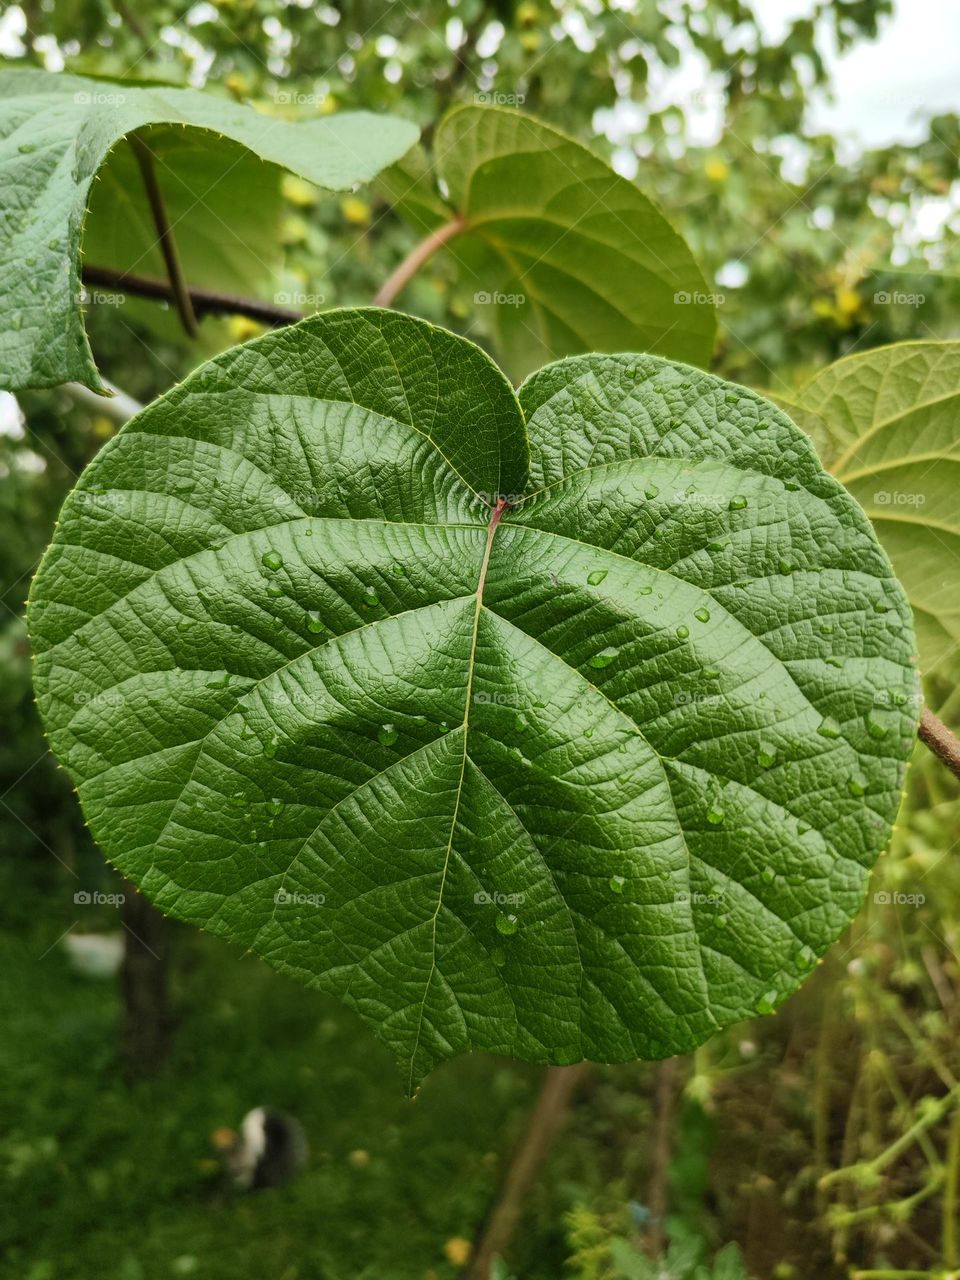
[
  {"x1": 228, "y1": 317, "x2": 265, "y2": 343},
  {"x1": 282, "y1": 174, "x2": 318, "y2": 208},
  {"x1": 341, "y1": 195, "x2": 372, "y2": 226},
  {"x1": 444, "y1": 1237, "x2": 472, "y2": 1266}
]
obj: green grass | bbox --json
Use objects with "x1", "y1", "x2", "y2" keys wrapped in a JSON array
[{"x1": 0, "y1": 859, "x2": 548, "y2": 1280}]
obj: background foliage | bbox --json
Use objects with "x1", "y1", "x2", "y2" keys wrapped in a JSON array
[{"x1": 2, "y1": 1, "x2": 960, "y2": 1277}]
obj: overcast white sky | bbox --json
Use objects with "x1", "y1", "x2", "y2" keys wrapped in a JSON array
[{"x1": 771, "y1": 0, "x2": 960, "y2": 146}]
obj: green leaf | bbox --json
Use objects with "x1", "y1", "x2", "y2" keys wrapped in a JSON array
[
  {"x1": 82, "y1": 127, "x2": 287, "y2": 335},
  {"x1": 29, "y1": 309, "x2": 917, "y2": 1089},
  {"x1": 383, "y1": 106, "x2": 715, "y2": 381},
  {"x1": 788, "y1": 341, "x2": 960, "y2": 680},
  {"x1": 0, "y1": 67, "x2": 418, "y2": 391}
]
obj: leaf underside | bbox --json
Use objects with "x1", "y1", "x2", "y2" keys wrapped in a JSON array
[
  {"x1": 0, "y1": 67, "x2": 418, "y2": 391},
  {"x1": 29, "y1": 309, "x2": 918, "y2": 1089},
  {"x1": 382, "y1": 106, "x2": 716, "y2": 381},
  {"x1": 786, "y1": 341, "x2": 960, "y2": 683}
]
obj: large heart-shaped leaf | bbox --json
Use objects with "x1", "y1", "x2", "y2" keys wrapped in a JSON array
[
  {"x1": 0, "y1": 67, "x2": 418, "y2": 391},
  {"x1": 381, "y1": 107, "x2": 715, "y2": 381},
  {"x1": 29, "y1": 310, "x2": 917, "y2": 1088},
  {"x1": 782, "y1": 341, "x2": 960, "y2": 681}
]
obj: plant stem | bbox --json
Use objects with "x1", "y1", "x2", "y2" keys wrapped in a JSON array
[
  {"x1": 63, "y1": 377, "x2": 144, "y2": 422},
  {"x1": 120, "y1": 879, "x2": 174, "y2": 1078},
  {"x1": 851, "y1": 1272, "x2": 944, "y2": 1279},
  {"x1": 647, "y1": 1057, "x2": 679, "y2": 1257},
  {"x1": 372, "y1": 215, "x2": 467, "y2": 308},
  {"x1": 919, "y1": 708, "x2": 960, "y2": 782},
  {"x1": 821, "y1": 1084, "x2": 960, "y2": 1187},
  {"x1": 464, "y1": 1063, "x2": 589, "y2": 1280},
  {"x1": 81, "y1": 265, "x2": 304, "y2": 327},
  {"x1": 128, "y1": 132, "x2": 198, "y2": 338},
  {"x1": 945, "y1": 1109, "x2": 960, "y2": 1267}
]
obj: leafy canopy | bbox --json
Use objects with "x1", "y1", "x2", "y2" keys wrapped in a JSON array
[
  {"x1": 382, "y1": 106, "x2": 715, "y2": 380},
  {"x1": 779, "y1": 341, "x2": 960, "y2": 684},
  {"x1": 0, "y1": 67, "x2": 417, "y2": 391},
  {"x1": 29, "y1": 309, "x2": 917, "y2": 1088}
]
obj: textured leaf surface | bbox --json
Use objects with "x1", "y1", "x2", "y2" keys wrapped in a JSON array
[
  {"x1": 383, "y1": 107, "x2": 715, "y2": 381},
  {"x1": 0, "y1": 67, "x2": 418, "y2": 391},
  {"x1": 29, "y1": 309, "x2": 918, "y2": 1087},
  {"x1": 788, "y1": 341, "x2": 960, "y2": 679}
]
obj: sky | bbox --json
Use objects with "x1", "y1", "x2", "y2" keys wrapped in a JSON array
[{"x1": 774, "y1": 0, "x2": 960, "y2": 147}]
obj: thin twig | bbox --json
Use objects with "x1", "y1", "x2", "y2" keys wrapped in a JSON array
[
  {"x1": 919, "y1": 708, "x2": 960, "y2": 782},
  {"x1": 373, "y1": 215, "x2": 468, "y2": 308},
  {"x1": 81, "y1": 265, "x2": 304, "y2": 327},
  {"x1": 128, "y1": 132, "x2": 199, "y2": 337},
  {"x1": 464, "y1": 1063, "x2": 589, "y2": 1279},
  {"x1": 647, "y1": 1058, "x2": 679, "y2": 1257}
]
